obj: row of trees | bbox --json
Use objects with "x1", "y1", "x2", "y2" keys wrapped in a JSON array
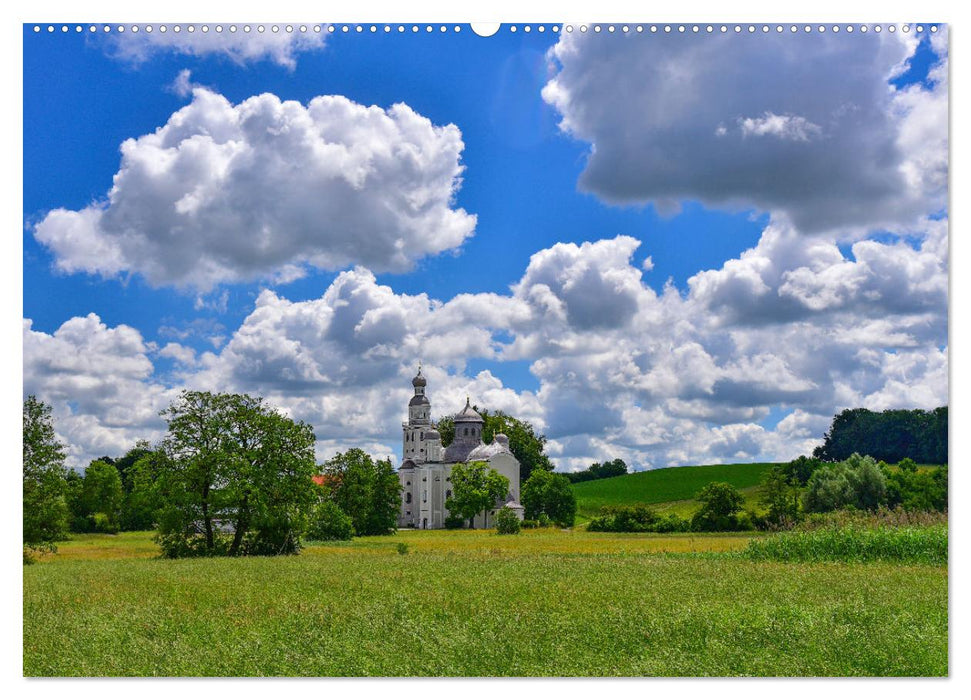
[
  {"x1": 564, "y1": 458, "x2": 628, "y2": 484},
  {"x1": 23, "y1": 392, "x2": 403, "y2": 560},
  {"x1": 761, "y1": 453, "x2": 948, "y2": 527},
  {"x1": 814, "y1": 407, "x2": 947, "y2": 464}
]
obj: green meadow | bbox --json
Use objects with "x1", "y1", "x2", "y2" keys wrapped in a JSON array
[
  {"x1": 572, "y1": 462, "x2": 778, "y2": 521},
  {"x1": 24, "y1": 528, "x2": 947, "y2": 677}
]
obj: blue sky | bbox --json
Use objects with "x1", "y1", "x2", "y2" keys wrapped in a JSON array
[{"x1": 23, "y1": 24, "x2": 948, "y2": 470}]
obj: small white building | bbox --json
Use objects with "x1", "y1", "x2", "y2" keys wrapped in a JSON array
[{"x1": 398, "y1": 367, "x2": 523, "y2": 529}]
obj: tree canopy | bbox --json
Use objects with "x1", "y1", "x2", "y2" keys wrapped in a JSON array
[
  {"x1": 23, "y1": 396, "x2": 70, "y2": 559},
  {"x1": 153, "y1": 391, "x2": 318, "y2": 557},
  {"x1": 565, "y1": 458, "x2": 628, "y2": 483},
  {"x1": 445, "y1": 461, "x2": 509, "y2": 528},
  {"x1": 521, "y1": 469, "x2": 577, "y2": 526},
  {"x1": 320, "y1": 448, "x2": 400, "y2": 536},
  {"x1": 814, "y1": 407, "x2": 947, "y2": 464},
  {"x1": 437, "y1": 408, "x2": 554, "y2": 481}
]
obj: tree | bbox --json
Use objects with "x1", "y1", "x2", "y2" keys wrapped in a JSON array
[
  {"x1": 814, "y1": 407, "x2": 948, "y2": 464},
  {"x1": 120, "y1": 451, "x2": 164, "y2": 531},
  {"x1": 495, "y1": 506, "x2": 521, "y2": 535},
  {"x1": 566, "y1": 459, "x2": 628, "y2": 483},
  {"x1": 691, "y1": 482, "x2": 747, "y2": 532},
  {"x1": 844, "y1": 453, "x2": 887, "y2": 510},
  {"x1": 803, "y1": 462, "x2": 855, "y2": 513},
  {"x1": 307, "y1": 500, "x2": 355, "y2": 541},
  {"x1": 446, "y1": 461, "x2": 509, "y2": 528},
  {"x1": 154, "y1": 391, "x2": 318, "y2": 557},
  {"x1": 780, "y1": 455, "x2": 823, "y2": 486},
  {"x1": 322, "y1": 448, "x2": 401, "y2": 536},
  {"x1": 760, "y1": 465, "x2": 801, "y2": 527},
  {"x1": 23, "y1": 396, "x2": 70, "y2": 560},
  {"x1": 438, "y1": 409, "x2": 554, "y2": 481},
  {"x1": 78, "y1": 459, "x2": 124, "y2": 532},
  {"x1": 521, "y1": 469, "x2": 577, "y2": 526}
]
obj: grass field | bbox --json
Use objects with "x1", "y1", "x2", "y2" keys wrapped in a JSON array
[
  {"x1": 573, "y1": 462, "x2": 778, "y2": 521},
  {"x1": 24, "y1": 528, "x2": 947, "y2": 677}
]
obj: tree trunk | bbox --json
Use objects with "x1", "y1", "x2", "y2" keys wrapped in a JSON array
[{"x1": 229, "y1": 494, "x2": 249, "y2": 555}]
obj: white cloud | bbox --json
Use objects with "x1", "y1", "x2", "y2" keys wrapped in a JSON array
[
  {"x1": 739, "y1": 112, "x2": 822, "y2": 142},
  {"x1": 103, "y1": 25, "x2": 327, "y2": 70},
  {"x1": 542, "y1": 30, "x2": 946, "y2": 234},
  {"x1": 33, "y1": 87, "x2": 476, "y2": 291},
  {"x1": 26, "y1": 219, "x2": 948, "y2": 470}
]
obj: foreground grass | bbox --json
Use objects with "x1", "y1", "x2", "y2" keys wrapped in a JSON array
[
  {"x1": 573, "y1": 463, "x2": 778, "y2": 520},
  {"x1": 26, "y1": 529, "x2": 947, "y2": 677}
]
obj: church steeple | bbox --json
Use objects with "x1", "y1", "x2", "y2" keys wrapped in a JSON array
[{"x1": 407, "y1": 363, "x2": 431, "y2": 426}]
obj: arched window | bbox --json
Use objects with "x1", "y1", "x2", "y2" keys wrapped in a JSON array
[
  {"x1": 464, "y1": 427, "x2": 469, "y2": 436},
  {"x1": 420, "y1": 431, "x2": 424, "y2": 441},
  {"x1": 446, "y1": 490, "x2": 452, "y2": 499},
  {"x1": 406, "y1": 493, "x2": 412, "y2": 504}
]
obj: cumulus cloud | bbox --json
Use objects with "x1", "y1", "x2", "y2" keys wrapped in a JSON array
[
  {"x1": 26, "y1": 218, "x2": 948, "y2": 470},
  {"x1": 542, "y1": 30, "x2": 947, "y2": 234},
  {"x1": 23, "y1": 316, "x2": 178, "y2": 468},
  {"x1": 33, "y1": 87, "x2": 476, "y2": 291},
  {"x1": 103, "y1": 25, "x2": 327, "y2": 69}
]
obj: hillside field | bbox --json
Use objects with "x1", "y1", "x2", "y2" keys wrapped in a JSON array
[
  {"x1": 24, "y1": 529, "x2": 947, "y2": 677},
  {"x1": 572, "y1": 462, "x2": 779, "y2": 520}
]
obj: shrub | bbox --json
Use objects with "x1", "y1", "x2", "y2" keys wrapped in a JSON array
[
  {"x1": 91, "y1": 512, "x2": 119, "y2": 534},
  {"x1": 495, "y1": 506, "x2": 521, "y2": 535},
  {"x1": 520, "y1": 519, "x2": 539, "y2": 529},
  {"x1": 307, "y1": 500, "x2": 355, "y2": 541},
  {"x1": 587, "y1": 505, "x2": 691, "y2": 533},
  {"x1": 444, "y1": 514, "x2": 465, "y2": 529},
  {"x1": 396, "y1": 542, "x2": 409, "y2": 555},
  {"x1": 536, "y1": 513, "x2": 552, "y2": 528},
  {"x1": 691, "y1": 482, "x2": 752, "y2": 532}
]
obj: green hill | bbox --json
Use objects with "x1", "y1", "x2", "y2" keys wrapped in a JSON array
[{"x1": 572, "y1": 462, "x2": 780, "y2": 520}]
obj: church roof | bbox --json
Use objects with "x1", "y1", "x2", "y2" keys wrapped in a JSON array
[
  {"x1": 454, "y1": 397, "x2": 483, "y2": 423},
  {"x1": 412, "y1": 366, "x2": 426, "y2": 388},
  {"x1": 409, "y1": 394, "x2": 430, "y2": 406},
  {"x1": 466, "y1": 440, "x2": 512, "y2": 461}
]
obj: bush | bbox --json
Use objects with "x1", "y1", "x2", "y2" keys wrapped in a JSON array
[
  {"x1": 396, "y1": 542, "x2": 409, "y2": 555},
  {"x1": 307, "y1": 500, "x2": 355, "y2": 541},
  {"x1": 520, "y1": 519, "x2": 539, "y2": 529},
  {"x1": 444, "y1": 514, "x2": 465, "y2": 529},
  {"x1": 587, "y1": 505, "x2": 691, "y2": 533},
  {"x1": 495, "y1": 506, "x2": 521, "y2": 535},
  {"x1": 804, "y1": 454, "x2": 888, "y2": 513},
  {"x1": 90, "y1": 512, "x2": 119, "y2": 534},
  {"x1": 690, "y1": 482, "x2": 752, "y2": 532}
]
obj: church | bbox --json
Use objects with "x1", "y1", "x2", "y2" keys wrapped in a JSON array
[{"x1": 397, "y1": 367, "x2": 524, "y2": 529}]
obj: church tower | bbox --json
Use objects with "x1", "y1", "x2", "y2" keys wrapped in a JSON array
[{"x1": 402, "y1": 365, "x2": 441, "y2": 463}]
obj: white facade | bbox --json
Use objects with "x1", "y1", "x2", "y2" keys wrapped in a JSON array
[{"x1": 397, "y1": 368, "x2": 523, "y2": 529}]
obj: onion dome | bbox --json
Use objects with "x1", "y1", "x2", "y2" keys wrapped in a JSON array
[
  {"x1": 454, "y1": 397, "x2": 484, "y2": 423},
  {"x1": 426, "y1": 427, "x2": 441, "y2": 440},
  {"x1": 409, "y1": 393, "x2": 430, "y2": 406},
  {"x1": 494, "y1": 432, "x2": 510, "y2": 446},
  {"x1": 412, "y1": 366, "x2": 427, "y2": 388}
]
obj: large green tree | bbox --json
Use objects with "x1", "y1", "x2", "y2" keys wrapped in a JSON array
[
  {"x1": 154, "y1": 391, "x2": 318, "y2": 557},
  {"x1": 691, "y1": 482, "x2": 747, "y2": 532},
  {"x1": 446, "y1": 461, "x2": 509, "y2": 528},
  {"x1": 438, "y1": 409, "x2": 554, "y2": 481},
  {"x1": 521, "y1": 469, "x2": 577, "y2": 526},
  {"x1": 23, "y1": 396, "x2": 70, "y2": 559},
  {"x1": 75, "y1": 459, "x2": 124, "y2": 532},
  {"x1": 321, "y1": 448, "x2": 401, "y2": 536}
]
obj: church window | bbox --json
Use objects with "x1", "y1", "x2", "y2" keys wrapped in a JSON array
[
  {"x1": 420, "y1": 431, "x2": 424, "y2": 440},
  {"x1": 406, "y1": 493, "x2": 412, "y2": 503},
  {"x1": 446, "y1": 490, "x2": 452, "y2": 499},
  {"x1": 423, "y1": 489, "x2": 427, "y2": 503},
  {"x1": 463, "y1": 427, "x2": 469, "y2": 436}
]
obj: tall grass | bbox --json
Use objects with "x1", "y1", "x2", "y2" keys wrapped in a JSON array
[{"x1": 745, "y1": 524, "x2": 947, "y2": 565}]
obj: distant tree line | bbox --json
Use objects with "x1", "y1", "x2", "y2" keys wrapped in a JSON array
[
  {"x1": 814, "y1": 407, "x2": 947, "y2": 464},
  {"x1": 564, "y1": 458, "x2": 628, "y2": 483}
]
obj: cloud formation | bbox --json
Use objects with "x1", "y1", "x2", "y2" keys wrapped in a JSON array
[
  {"x1": 25, "y1": 220, "x2": 948, "y2": 470},
  {"x1": 542, "y1": 30, "x2": 947, "y2": 234},
  {"x1": 103, "y1": 25, "x2": 327, "y2": 69},
  {"x1": 33, "y1": 87, "x2": 476, "y2": 290}
]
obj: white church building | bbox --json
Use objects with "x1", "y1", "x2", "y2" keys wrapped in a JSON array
[{"x1": 397, "y1": 367, "x2": 524, "y2": 529}]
